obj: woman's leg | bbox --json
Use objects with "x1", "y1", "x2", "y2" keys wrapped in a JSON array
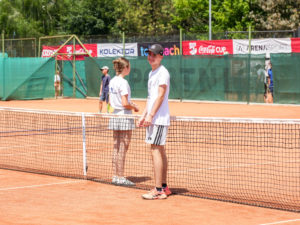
[
  {"x1": 116, "y1": 130, "x2": 132, "y2": 177},
  {"x1": 112, "y1": 130, "x2": 120, "y2": 176}
]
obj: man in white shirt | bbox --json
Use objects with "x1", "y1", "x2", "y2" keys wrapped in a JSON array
[{"x1": 138, "y1": 44, "x2": 171, "y2": 200}]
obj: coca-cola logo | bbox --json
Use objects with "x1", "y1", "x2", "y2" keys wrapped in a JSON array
[
  {"x1": 189, "y1": 42, "x2": 227, "y2": 55},
  {"x1": 42, "y1": 49, "x2": 55, "y2": 57}
]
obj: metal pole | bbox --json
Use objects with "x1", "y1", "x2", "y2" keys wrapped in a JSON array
[
  {"x1": 209, "y1": 0, "x2": 212, "y2": 40},
  {"x1": 38, "y1": 37, "x2": 41, "y2": 57},
  {"x1": 180, "y1": 28, "x2": 182, "y2": 55},
  {"x1": 247, "y1": 24, "x2": 252, "y2": 104},
  {"x1": 2, "y1": 30, "x2": 4, "y2": 57},
  {"x1": 2, "y1": 30, "x2": 5, "y2": 99},
  {"x1": 122, "y1": 32, "x2": 125, "y2": 57},
  {"x1": 34, "y1": 38, "x2": 37, "y2": 57},
  {"x1": 248, "y1": 24, "x2": 252, "y2": 54},
  {"x1": 81, "y1": 113, "x2": 87, "y2": 176},
  {"x1": 73, "y1": 37, "x2": 76, "y2": 98}
]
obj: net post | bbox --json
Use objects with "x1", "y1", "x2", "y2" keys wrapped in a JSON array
[{"x1": 81, "y1": 113, "x2": 87, "y2": 177}]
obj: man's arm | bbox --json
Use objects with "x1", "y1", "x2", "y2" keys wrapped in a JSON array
[{"x1": 99, "y1": 82, "x2": 103, "y2": 96}]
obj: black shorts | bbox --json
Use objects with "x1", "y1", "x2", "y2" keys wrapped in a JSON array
[{"x1": 100, "y1": 91, "x2": 109, "y2": 103}]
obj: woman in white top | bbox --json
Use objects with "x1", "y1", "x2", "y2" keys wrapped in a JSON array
[{"x1": 108, "y1": 57, "x2": 139, "y2": 186}]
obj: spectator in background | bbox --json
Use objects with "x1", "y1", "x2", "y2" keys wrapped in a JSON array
[
  {"x1": 255, "y1": 64, "x2": 268, "y2": 102},
  {"x1": 99, "y1": 66, "x2": 111, "y2": 113},
  {"x1": 54, "y1": 70, "x2": 61, "y2": 99},
  {"x1": 266, "y1": 62, "x2": 274, "y2": 103}
]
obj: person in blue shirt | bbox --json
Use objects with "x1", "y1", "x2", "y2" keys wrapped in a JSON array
[
  {"x1": 267, "y1": 63, "x2": 274, "y2": 103},
  {"x1": 99, "y1": 66, "x2": 111, "y2": 113}
]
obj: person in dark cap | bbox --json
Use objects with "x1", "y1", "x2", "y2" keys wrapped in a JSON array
[
  {"x1": 99, "y1": 66, "x2": 111, "y2": 113},
  {"x1": 138, "y1": 44, "x2": 172, "y2": 200},
  {"x1": 146, "y1": 44, "x2": 164, "y2": 56}
]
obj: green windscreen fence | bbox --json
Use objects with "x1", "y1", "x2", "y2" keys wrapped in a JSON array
[
  {"x1": 85, "y1": 54, "x2": 300, "y2": 104},
  {"x1": 59, "y1": 60, "x2": 87, "y2": 98},
  {"x1": 0, "y1": 58, "x2": 87, "y2": 100},
  {"x1": 0, "y1": 57, "x2": 54, "y2": 100},
  {"x1": 86, "y1": 55, "x2": 262, "y2": 102},
  {"x1": 271, "y1": 53, "x2": 300, "y2": 104},
  {"x1": 1, "y1": 54, "x2": 299, "y2": 103}
]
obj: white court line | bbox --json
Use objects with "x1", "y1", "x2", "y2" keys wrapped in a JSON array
[
  {"x1": 259, "y1": 219, "x2": 300, "y2": 225},
  {"x1": 0, "y1": 180, "x2": 85, "y2": 191}
]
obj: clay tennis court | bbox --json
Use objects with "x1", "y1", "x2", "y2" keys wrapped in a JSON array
[{"x1": 0, "y1": 99, "x2": 300, "y2": 225}]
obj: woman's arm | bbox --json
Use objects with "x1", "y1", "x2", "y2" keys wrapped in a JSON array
[{"x1": 121, "y1": 94, "x2": 139, "y2": 112}]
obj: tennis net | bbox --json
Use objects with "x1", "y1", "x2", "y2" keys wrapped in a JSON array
[{"x1": 0, "y1": 107, "x2": 299, "y2": 212}]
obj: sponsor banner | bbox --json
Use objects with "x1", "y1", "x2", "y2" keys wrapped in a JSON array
[
  {"x1": 233, "y1": 38, "x2": 291, "y2": 54},
  {"x1": 138, "y1": 42, "x2": 180, "y2": 56},
  {"x1": 42, "y1": 44, "x2": 97, "y2": 60},
  {"x1": 291, "y1": 38, "x2": 300, "y2": 53},
  {"x1": 182, "y1": 40, "x2": 233, "y2": 55},
  {"x1": 97, "y1": 43, "x2": 138, "y2": 57}
]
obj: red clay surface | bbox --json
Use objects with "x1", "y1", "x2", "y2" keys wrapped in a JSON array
[
  {"x1": 0, "y1": 98, "x2": 300, "y2": 118},
  {"x1": 0, "y1": 99, "x2": 300, "y2": 225}
]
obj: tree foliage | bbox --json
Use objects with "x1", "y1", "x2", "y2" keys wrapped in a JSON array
[
  {"x1": 0, "y1": 0, "x2": 299, "y2": 38},
  {"x1": 250, "y1": 0, "x2": 300, "y2": 30},
  {"x1": 111, "y1": 0, "x2": 175, "y2": 35}
]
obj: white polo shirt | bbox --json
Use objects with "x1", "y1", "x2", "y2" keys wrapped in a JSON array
[
  {"x1": 147, "y1": 65, "x2": 170, "y2": 126},
  {"x1": 109, "y1": 76, "x2": 131, "y2": 110}
]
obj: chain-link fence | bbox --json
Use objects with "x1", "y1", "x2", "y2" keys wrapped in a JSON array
[
  {"x1": 0, "y1": 38, "x2": 37, "y2": 57},
  {"x1": 1, "y1": 30, "x2": 298, "y2": 58}
]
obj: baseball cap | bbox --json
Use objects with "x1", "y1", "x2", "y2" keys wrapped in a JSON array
[
  {"x1": 145, "y1": 44, "x2": 164, "y2": 55},
  {"x1": 101, "y1": 66, "x2": 109, "y2": 70}
]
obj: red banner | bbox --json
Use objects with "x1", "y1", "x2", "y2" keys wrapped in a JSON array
[
  {"x1": 182, "y1": 40, "x2": 233, "y2": 55},
  {"x1": 291, "y1": 38, "x2": 300, "y2": 53},
  {"x1": 42, "y1": 44, "x2": 97, "y2": 60}
]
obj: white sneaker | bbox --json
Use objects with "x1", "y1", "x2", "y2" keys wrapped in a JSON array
[
  {"x1": 112, "y1": 176, "x2": 119, "y2": 184},
  {"x1": 118, "y1": 177, "x2": 135, "y2": 186}
]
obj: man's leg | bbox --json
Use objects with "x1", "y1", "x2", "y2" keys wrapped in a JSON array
[
  {"x1": 105, "y1": 93, "x2": 110, "y2": 113},
  {"x1": 151, "y1": 144, "x2": 165, "y2": 188},
  {"x1": 142, "y1": 144, "x2": 167, "y2": 199},
  {"x1": 161, "y1": 147, "x2": 168, "y2": 185},
  {"x1": 99, "y1": 100, "x2": 103, "y2": 113},
  {"x1": 151, "y1": 145, "x2": 168, "y2": 186}
]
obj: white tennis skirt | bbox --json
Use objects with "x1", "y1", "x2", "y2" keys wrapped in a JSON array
[{"x1": 108, "y1": 109, "x2": 135, "y2": 131}]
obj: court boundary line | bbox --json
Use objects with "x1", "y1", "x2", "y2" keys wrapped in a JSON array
[
  {"x1": 0, "y1": 180, "x2": 85, "y2": 191},
  {"x1": 259, "y1": 219, "x2": 300, "y2": 225},
  {"x1": 88, "y1": 97, "x2": 300, "y2": 107}
]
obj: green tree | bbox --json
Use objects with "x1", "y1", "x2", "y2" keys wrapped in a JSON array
[
  {"x1": 250, "y1": 0, "x2": 300, "y2": 30},
  {"x1": 60, "y1": 0, "x2": 118, "y2": 35},
  {"x1": 171, "y1": 0, "x2": 253, "y2": 36},
  {"x1": 0, "y1": 0, "x2": 299, "y2": 39},
  {"x1": 0, "y1": 0, "x2": 73, "y2": 37},
  {"x1": 171, "y1": 0, "x2": 208, "y2": 33},
  {"x1": 213, "y1": 0, "x2": 252, "y2": 31},
  {"x1": 112, "y1": 0, "x2": 175, "y2": 36}
]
